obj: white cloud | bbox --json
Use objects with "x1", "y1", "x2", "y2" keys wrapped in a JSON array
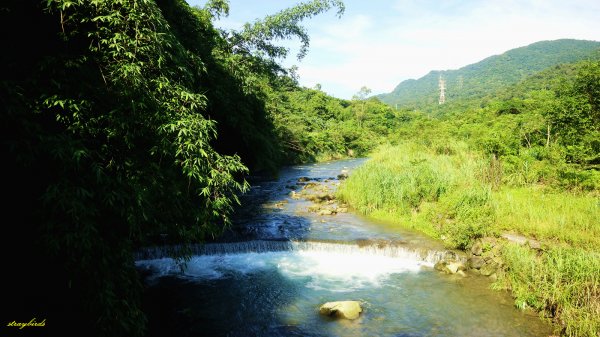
[
  {"x1": 285, "y1": 0, "x2": 600, "y2": 99},
  {"x1": 190, "y1": 0, "x2": 600, "y2": 99}
]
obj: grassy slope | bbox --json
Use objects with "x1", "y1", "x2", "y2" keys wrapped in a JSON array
[{"x1": 338, "y1": 142, "x2": 600, "y2": 337}]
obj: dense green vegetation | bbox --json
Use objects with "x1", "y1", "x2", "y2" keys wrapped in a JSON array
[
  {"x1": 272, "y1": 86, "x2": 400, "y2": 163},
  {"x1": 1, "y1": 0, "x2": 403, "y2": 335},
  {"x1": 339, "y1": 57, "x2": 600, "y2": 336},
  {"x1": 3, "y1": 0, "x2": 598, "y2": 335},
  {"x1": 377, "y1": 39, "x2": 600, "y2": 113}
]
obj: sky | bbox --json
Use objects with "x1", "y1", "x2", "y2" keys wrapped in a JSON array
[{"x1": 186, "y1": 0, "x2": 600, "y2": 99}]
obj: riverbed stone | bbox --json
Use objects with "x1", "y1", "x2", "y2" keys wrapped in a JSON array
[
  {"x1": 480, "y1": 261, "x2": 499, "y2": 276},
  {"x1": 443, "y1": 251, "x2": 458, "y2": 261},
  {"x1": 319, "y1": 301, "x2": 362, "y2": 320},
  {"x1": 337, "y1": 170, "x2": 349, "y2": 180},
  {"x1": 337, "y1": 207, "x2": 348, "y2": 213},
  {"x1": 445, "y1": 262, "x2": 466, "y2": 274},
  {"x1": 318, "y1": 209, "x2": 335, "y2": 216},
  {"x1": 467, "y1": 256, "x2": 485, "y2": 269},
  {"x1": 304, "y1": 182, "x2": 319, "y2": 189},
  {"x1": 434, "y1": 260, "x2": 446, "y2": 272},
  {"x1": 528, "y1": 239, "x2": 542, "y2": 250},
  {"x1": 471, "y1": 242, "x2": 483, "y2": 256},
  {"x1": 308, "y1": 205, "x2": 321, "y2": 213},
  {"x1": 317, "y1": 192, "x2": 335, "y2": 201},
  {"x1": 305, "y1": 194, "x2": 319, "y2": 202}
]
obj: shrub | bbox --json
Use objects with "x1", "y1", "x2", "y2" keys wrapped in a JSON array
[{"x1": 430, "y1": 185, "x2": 495, "y2": 249}]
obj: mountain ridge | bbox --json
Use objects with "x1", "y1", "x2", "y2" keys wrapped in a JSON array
[{"x1": 377, "y1": 39, "x2": 600, "y2": 110}]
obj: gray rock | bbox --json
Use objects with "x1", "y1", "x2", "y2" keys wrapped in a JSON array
[
  {"x1": 317, "y1": 192, "x2": 335, "y2": 201},
  {"x1": 468, "y1": 256, "x2": 485, "y2": 269},
  {"x1": 528, "y1": 240, "x2": 542, "y2": 250},
  {"x1": 337, "y1": 170, "x2": 349, "y2": 180},
  {"x1": 308, "y1": 205, "x2": 321, "y2": 213},
  {"x1": 318, "y1": 209, "x2": 334, "y2": 216},
  {"x1": 305, "y1": 194, "x2": 319, "y2": 202},
  {"x1": 445, "y1": 262, "x2": 466, "y2": 274},
  {"x1": 501, "y1": 233, "x2": 541, "y2": 250},
  {"x1": 480, "y1": 261, "x2": 499, "y2": 276},
  {"x1": 434, "y1": 260, "x2": 466, "y2": 274},
  {"x1": 434, "y1": 260, "x2": 447, "y2": 272},
  {"x1": 471, "y1": 242, "x2": 483, "y2": 256},
  {"x1": 319, "y1": 301, "x2": 362, "y2": 320},
  {"x1": 501, "y1": 233, "x2": 528, "y2": 245},
  {"x1": 444, "y1": 251, "x2": 458, "y2": 260}
]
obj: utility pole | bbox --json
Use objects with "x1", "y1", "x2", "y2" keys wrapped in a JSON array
[{"x1": 438, "y1": 74, "x2": 446, "y2": 105}]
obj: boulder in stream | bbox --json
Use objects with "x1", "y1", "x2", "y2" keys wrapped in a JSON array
[
  {"x1": 467, "y1": 256, "x2": 485, "y2": 270},
  {"x1": 445, "y1": 262, "x2": 466, "y2": 274},
  {"x1": 318, "y1": 208, "x2": 335, "y2": 216},
  {"x1": 337, "y1": 169, "x2": 349, "y2": 180},
  {"x1": 434, "y1": 260, "x2": 466, "y2": 275},
  {"x1": 319, "y1": 301, "x2": 362, "y2": 320}
]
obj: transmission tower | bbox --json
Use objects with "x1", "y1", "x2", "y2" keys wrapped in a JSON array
[{"x1": 438, "y1": 74, "x2": 446, "y2": 105}]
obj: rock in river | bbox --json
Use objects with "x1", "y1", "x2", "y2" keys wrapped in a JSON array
[
  {"x1": 319, "y1": 301, "x2": 362, "y2": 320},
  {"x1": 434, "y1": 260, "x2": 466, "y2": 275}
]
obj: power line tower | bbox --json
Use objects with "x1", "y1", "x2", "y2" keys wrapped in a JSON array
[{"x1": 438, "y1": 74, "x2": 446, "y2": 105}]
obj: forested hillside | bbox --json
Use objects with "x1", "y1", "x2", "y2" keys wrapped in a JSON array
[
  {"x1": 340, "y1": 57, "x2": 600, "y2": 336},
  {"x1": 377, "y1": 39, "x2": 600, "y2": 112},
  {"x1": 0, "y1": 0, "x2": 399, "y2": 336}
]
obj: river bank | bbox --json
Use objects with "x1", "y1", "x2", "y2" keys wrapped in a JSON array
[
  {"x1": 336, "y1": 143, "x2": 600, "y2": 337},
  {"x1": 136, "y1": 158, "x2": 553, "y2": 336}
]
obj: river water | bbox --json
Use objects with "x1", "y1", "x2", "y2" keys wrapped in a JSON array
[{"x1": 137, "y1": 159, "x2": 552, "y2": 337}]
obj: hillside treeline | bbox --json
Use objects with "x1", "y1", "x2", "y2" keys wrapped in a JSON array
[{"x1": 1, "y1": 0, "x2": 400, "y2": 335}]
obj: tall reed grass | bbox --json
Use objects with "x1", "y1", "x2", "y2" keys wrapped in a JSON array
[
  {"x1": 496, "y1": 244, "x2": 600, "y2": 337},
  {"x1": 337, "y1": 141, "x2": 494, "y2": 249},
  {"x1": 493, "y1": 188, "x2": 600, "y2": 249},
  {"x1": 338, "y1": 141, "x2": 600, "y2": 336}
]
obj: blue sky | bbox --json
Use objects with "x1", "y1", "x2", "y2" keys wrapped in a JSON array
[{"x1": 186, "y1": 0, "x2": 600, "y2": 99}]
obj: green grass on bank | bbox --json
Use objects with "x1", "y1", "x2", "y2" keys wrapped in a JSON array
[
  {"x1": 337, "y1": 142, "x2": 496, "y2": 249},
  {"x1": 496, "y1": 244, "x2": 600, "y2": 337},
  {"x1": 494, "y1": 188, "x2": 600, "y2": 249},
  {"x1": 337, "y1": 141, "x2": 600, "y2": 337}
]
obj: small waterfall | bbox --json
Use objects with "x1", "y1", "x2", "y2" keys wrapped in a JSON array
[
  {"x1": 135, "y1": 240, "x2": 292, "y2": 260},
  {"x1": 291, "y1": 241, "x2": 457, "y2": 264},
  {"x1": 135, "y1": 240, "x2": 464, "y2": 264}
]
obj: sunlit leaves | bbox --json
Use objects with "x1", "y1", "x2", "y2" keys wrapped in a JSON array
[{"x1": 230, "y1": 0, "x2": 344, "y2": 60}]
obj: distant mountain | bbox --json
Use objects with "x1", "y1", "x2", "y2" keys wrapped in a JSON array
[{"x1": 377, "y1": 39, "x2": 600, "y2": 110}]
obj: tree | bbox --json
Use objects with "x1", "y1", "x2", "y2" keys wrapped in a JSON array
[
  {"x1": 352, "y1": 86, "x2": 372, "y2": 126},
  {"x1": 230, "y1": 0, "x2": 344, "y2": 60},
  {"x1": 1, "y1": 0, "x2": 348, "y2": 336}
]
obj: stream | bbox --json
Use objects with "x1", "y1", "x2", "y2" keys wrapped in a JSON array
[{"x1": 136, "y1": 159, "x2": 552, "y2": 337}]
